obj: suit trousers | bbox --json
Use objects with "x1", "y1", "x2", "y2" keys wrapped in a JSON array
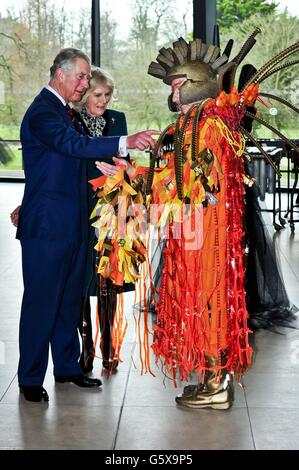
[{"x1": 18, "y1": 238, "x2": 87, "y2": 386}]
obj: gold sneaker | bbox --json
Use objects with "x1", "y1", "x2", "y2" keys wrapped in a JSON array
[{"x1": 176, "y1": 377, "x2": 234, "y2": 410}]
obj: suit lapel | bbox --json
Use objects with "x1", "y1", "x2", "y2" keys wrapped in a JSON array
[{"x1": 40, "y1": 88, "x2": 87, "y2": 135}]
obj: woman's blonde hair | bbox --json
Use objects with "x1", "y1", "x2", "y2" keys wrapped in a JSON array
[{"x1": 75, "y1": 66, "x2": 115, "y2": 110}]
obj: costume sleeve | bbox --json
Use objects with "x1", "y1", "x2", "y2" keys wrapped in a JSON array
[{"x1": 89, "y1": 162, "x2": 148, "y2": 287}]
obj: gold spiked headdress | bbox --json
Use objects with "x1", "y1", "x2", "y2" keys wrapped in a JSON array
[
  {"x1": 147, "y1": 29, "x2": 299, "y2": 198},
  {"x1": 148, "y1": 36, "x2": 224, "y2": 106},
  {"x1": 148, "y1": 29, "x2": 299, "y2": 113}
]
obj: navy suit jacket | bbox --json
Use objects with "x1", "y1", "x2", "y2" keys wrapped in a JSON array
[{"x1": 17, "y1": 88, "x2": 123, "y2": 242}]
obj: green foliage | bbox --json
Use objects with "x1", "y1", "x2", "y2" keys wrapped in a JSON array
[
  {"x1": 217, "y1": 0, "x2": 278, "y2": 31},
  {"x1": 0, "y1": 0, "x2": 92, "y2": 130},
  {"x1": 220, "y1": 11, "x2": 299, "y2": 137},
  {"x1": 105, "y1": 45, "x2": 175, "y2": 133},
  {"x1": 0, "y1": 126, "x2": 22, "y2": 169},
  {"x1": 100, "y1": 12, "x2": 117, "y2": 71},
  {"x1": 0, "y1": 0, "x2": 298, "y2": 166},
  {"x1": 101, "y1": 0, "x2": 190, "y2": 134}
]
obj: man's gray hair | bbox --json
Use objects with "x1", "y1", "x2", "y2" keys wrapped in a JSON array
[{"x1": 50, "y1": 48, "x2": 90, "y2": 79}]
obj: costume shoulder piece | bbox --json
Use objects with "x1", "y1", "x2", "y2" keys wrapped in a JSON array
[{"x1": 148, "y1": 28, "x2": 299, "y2": 170}]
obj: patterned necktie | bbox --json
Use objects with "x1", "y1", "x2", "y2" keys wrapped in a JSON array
[
  {"x1": 65, "y1": 104, "x2": 75, "y2": 121},
  {"x1": 65, "y1": 104, "x2": 85, "y2": 133}
]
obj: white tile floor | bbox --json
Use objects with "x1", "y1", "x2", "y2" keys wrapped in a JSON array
[{"x1": 0, "y1": 182, "x2": 299, "y2": 450}]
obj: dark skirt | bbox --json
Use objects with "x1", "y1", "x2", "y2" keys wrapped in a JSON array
[{"x1": 244, "y1": 184, "x2": 297, "y2": 330}]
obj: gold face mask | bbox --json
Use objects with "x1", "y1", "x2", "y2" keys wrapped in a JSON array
[{"x1": 164, "y1": 62, "x2": 218, "y2": 105}]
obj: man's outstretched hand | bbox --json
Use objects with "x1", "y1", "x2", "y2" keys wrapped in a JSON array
[
  {"x1": 95, "y1": 130, "x2": 161, "y2": 176},
  {"x1": 127, "y1": 130, "x2": 160, "y2": 150}
]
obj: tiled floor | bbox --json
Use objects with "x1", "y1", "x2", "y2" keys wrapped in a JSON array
[{"x1": 0, "y1": 182, "x2": 298, "y2": 450}]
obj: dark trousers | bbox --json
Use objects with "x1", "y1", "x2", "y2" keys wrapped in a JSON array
[
  {"x1": 98, "y1": 277, "x2": 117, "y2": 363},
  {"x1": 80, "y1": 277, "x2": 117, "y2": 368},
  {"x1": 18, "y1": 238, "x2": 87, "y2": 386}
]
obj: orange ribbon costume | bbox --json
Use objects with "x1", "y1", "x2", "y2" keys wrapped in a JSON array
[{"x1": 90, "y1": 85, "x2": 259, "y2": 381}]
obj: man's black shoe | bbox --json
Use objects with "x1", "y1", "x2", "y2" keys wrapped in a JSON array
[
  {"x1": 55, "y1": 374, "x2": 102, "y2": 387},
  {"x1": 19, "y1": 385, "x2": 49, "y2": 402},
  {"x1": 103, "y1": 359, "x2": 119, "y2": 372}
]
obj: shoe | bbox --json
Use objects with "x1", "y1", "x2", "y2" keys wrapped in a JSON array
[
  {"x1": 175, "y1": 381, "x2": 234, "y2": 410},
  {"x1": 54, "y1": 374, "x2": 102, "y2": 387},
  {"x1": 19, "y1": 385, "x2": 49, "y2": 403},
  {"x1": 102, "y1": 359, "x2": 119, "y2": 372}
]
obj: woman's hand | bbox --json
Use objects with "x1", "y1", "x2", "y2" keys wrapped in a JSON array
[
  {"x1": 10, "y1": 205, "x2": 20, "y2": 227},
  {"x1": 95, "y1": 161, "x2": 118, "y2": 177},
  {"x1": 95, "y1": 157, "x2": 135, "y2": 178}
]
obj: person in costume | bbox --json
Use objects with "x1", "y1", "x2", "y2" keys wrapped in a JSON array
[
  {"x1": 75, "y1": 66, "x2": 133, "y2": 374},
  {"x1": 92, "y1": 31, "x2": 299, "y2": 409}
]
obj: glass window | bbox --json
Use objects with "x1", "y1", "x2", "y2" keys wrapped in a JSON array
[
  {"x1": 100, "y1": 0, "x2": 192, "y2": 164},
  {"x1": 100, "y1": 0, "x2": 193, "y2": 127},
  {"x1": 0, "y1": 0, "x2": 92, "y2": 176},
  {"x1": 217, "y1": 0, "x2": 299, "y2": 139},
  {"x1": 0, "y1": 0, "x2": 193, "y2": 174}
]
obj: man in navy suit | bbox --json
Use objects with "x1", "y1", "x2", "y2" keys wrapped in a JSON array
[{"x1": 17, "y1": 48, "x2": 159, "y2": 402}]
